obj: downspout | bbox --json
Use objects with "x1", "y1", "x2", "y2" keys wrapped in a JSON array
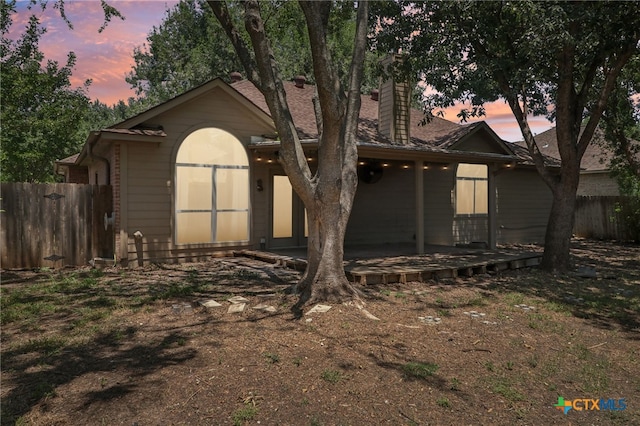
[
  {"x1": 86, "y1": 131, "x2": 115, "y2": 263},
  {"x1": 87, "y1": 131, "x2": 111, "y2": 185}
]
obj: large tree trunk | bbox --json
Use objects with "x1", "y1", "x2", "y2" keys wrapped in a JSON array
[
  {"x1": 295, "y1": 184, "x2": 362, "y2": 305},
  {"x1": 541, "y1": 178, "x2": 579, "y2": 271},
  {"x1": 210, "y1": 0, "x2": 368, "y2": 307}
]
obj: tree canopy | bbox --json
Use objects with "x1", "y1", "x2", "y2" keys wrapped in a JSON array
[
  {"x1": 125, "y1": 0, "x2": 241, "y2": 105},
  {"x1": 601, "y1": 55, "x2": 640, "y2": 183},
  {"x1": 1, "y1": 0, "x2": 92, "y2": 182},
  {"x1": 600, "y1": 55, "x2": 640, "y2": 241},
  {"x1": 126, "y1": 0, "x2": 381, "y2": 106},
  {"x1": 375, "y1": 0, "x2": 640, "y2": 270}
]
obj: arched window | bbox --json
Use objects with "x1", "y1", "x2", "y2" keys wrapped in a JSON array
[
  {"x1": 175, "y1": 128, "x2": 249, "y2": 244},
  {"x1": 455, "y1": 163, "x2": 488, "y2": 215}
]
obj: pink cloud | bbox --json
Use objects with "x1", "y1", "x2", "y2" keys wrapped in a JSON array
[
  {"x1": 10, "y1": 1, "x2": 177, "y2": 105},
  {"x1": 8, "y1": 2, "x2": 555, "y2": 138},
  {"x1": 440, "y1": 101, "x2": 554, "y2": 142}
]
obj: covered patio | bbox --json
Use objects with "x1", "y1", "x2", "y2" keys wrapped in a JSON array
[{"x1": 235, "y1": 243, "x2": 543, "y2": 285}]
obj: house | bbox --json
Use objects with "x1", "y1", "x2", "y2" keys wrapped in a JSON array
[
  {"x1": 60, "y1": 72, "x2": 555, "y2": 266},
  {"x1": 516, "y1": 127, "x2": 620, "y2": 196}
]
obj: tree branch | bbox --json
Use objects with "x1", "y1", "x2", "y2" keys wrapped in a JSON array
[
  {"x1": 469, "y1": 29, "x2": 556, "y2": 188},
  {"x1": 207, "y1": 1, "x2": 260, "y2": 86},
  {"x1": 208, "y1": 1, "x2": 313, "y2": 202},
  {"x1": 578, "y1": 44, "x2": 637, "y2": 159}
]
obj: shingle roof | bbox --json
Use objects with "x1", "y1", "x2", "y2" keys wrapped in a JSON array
[
  {"x1": 56, "y1": 153, "x2": 80, "y2": 164},
  {"x1": 507, "y1": 142, "x2": 561, "y2": 167},
  {"x1": 101, "y1": 128, "x2": 167, "y2": 137},
  {"x1": 231, "y1": 79, "x2": 498, "y2": 154},
  {"x1": 515, "y1": 126, "x2": 613, "y2": 172}
]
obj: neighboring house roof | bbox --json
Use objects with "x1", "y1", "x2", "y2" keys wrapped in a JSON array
[
  {"x1": 56, "y1": 153, "x2": 80, "y2": 165},
  {"x1": 516, "y1": 126, "x2": 613, "y2": 172}
]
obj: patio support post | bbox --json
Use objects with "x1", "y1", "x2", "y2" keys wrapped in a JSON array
[
  {"x1": 488, "y1": 164, "x2": 497, "y2": 249},
  {"x1": 415, "y1": 160, "x2": 424, "y2": 254}
]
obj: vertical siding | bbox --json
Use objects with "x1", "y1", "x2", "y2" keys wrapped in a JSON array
[
  {"x1": 377, "y1": 78, "x2": 409, "y2": 144},
  {"x1": 393, "y1": 81, "x2": 411, "y2": 144},
  {"x1": 496, "y1": 169, "x2": 551, "y2": 244},
  {"x1": 378, "y1": 79, "x2": 393, "y2": 139}
]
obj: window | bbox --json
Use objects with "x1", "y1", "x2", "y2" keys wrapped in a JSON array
[
  {"x1": 175, "y1": 128, "x2": 249, "y2": 244},
  {"x1": 455, "y1": 163, "x2": 488, "y2": 215}
]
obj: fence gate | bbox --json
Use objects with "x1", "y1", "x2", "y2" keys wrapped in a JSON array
[{"x1": 1, "y1": 183, "x2": 113, "y2": 269}]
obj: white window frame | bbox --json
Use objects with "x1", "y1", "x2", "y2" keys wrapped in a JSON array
[
  {"x1": 174, "y1": 128, "x2": 250, "y2": 246},
  {"x1": 455, "y1": 163, "x2": 488, "y2": 216}
]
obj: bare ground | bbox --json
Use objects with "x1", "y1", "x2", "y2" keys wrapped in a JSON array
[{"x1": 1, "y1": 239, "x2": 639, "y2": 425}]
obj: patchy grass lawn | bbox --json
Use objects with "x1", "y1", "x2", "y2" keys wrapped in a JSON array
[{"x1": 1, "y1": 239, "x2": 639, "y2": 425}]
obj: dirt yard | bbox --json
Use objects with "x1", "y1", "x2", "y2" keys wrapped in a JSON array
[{"x1": 1, "y1": 239, "x2": 639, "y2": 425}]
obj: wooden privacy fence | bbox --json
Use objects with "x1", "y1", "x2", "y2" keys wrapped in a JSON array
[
  {"x1": 574, "y1": 196, "x2": 636, "y2": 241},
  {"x1": 1, "y1": 183, "x2": 113, "y2": 269}
]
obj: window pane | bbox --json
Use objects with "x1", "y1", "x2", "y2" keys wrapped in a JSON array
[
  {"x1": 176, "y1": 128, "x2": 248, "y2": 166},
  {"x1": 456, "y1": 163, "x2": 488, "y2": 215},
  {"x1": 176, "y1": 166, "x2": 212, "y2": 210},
  {"x1": 457, "y1": 163, "x2": 487, "y2": 178},
  {"x1": 175, "y1": 127, "x2": 251, "y2": 245},
  {"x1": 176, "y1": 212, "x2": 211, "y2": 244},
  {"x1": 273, "y1": 175, "x2": 293, "y2": 238},
  {"x1": 456, "y1": 179, "x2": 475, "y2": 214},
  {"x1": 475, "y1": 180, "x2": 488, "y2": 214},
  {"x1": 216, "y1": 211, "x2": 249, "y2": 242},
  {"x1": 216, "y1": 168, "x2": 249, "y2": 210}
]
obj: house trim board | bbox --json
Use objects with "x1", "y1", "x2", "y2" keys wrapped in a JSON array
[
  {"x1": 415, "y1": 159, "x2": 425, "y2": 254},
  {"x1": 119, "y1": 143, "x2": 129, "y2": 265}
]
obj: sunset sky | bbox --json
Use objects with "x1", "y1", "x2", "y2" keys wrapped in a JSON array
[{"x1": 9, "y1": 0, "x2": 554, "y2": 142}]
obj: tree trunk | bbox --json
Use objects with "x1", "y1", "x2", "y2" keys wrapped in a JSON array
[
  {"x1": 541, "y1": 182, "x2": 578, "y2": 271},
  {"x1": 209, "y1": 0, "x2": 369, "y2": 307},
  {"x1": 294, "y1": 189, "x2": 362, "y2": 306}
]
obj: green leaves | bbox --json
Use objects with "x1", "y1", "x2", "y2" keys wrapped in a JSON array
[
  {"x1": 125, "y1": 0, "x2": 241, "y2": 104},
  {"x1": 1, "y1": 7, "x2": 91, "y2": 182}
]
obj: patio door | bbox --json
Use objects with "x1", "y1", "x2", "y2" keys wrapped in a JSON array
[{"x1": 270, "y1": 173, "x2": 307, "y2": 248}]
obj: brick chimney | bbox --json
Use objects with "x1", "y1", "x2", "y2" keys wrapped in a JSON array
[
  {"x1": 294, "y1": 75, "x2": 306, "y2": 88},
  {"x1": 230, "y1": 72, "x2": 242, "y2": 83},
  {"x1": 378, "y1": 55, "x2": 410, "y2": 145}
]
